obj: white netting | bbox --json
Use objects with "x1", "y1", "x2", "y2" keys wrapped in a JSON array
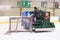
[{"x1": 9, "y1": 16, "x2": 32, "y2": 32}]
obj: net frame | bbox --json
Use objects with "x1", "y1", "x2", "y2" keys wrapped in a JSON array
[{"x1": 8, "y1": 16, "x2": 32, "y2": 33}]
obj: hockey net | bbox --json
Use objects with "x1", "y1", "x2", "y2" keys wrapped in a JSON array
[{"x1": 8, "y1": 16, "x2": 32, "y2": 33}]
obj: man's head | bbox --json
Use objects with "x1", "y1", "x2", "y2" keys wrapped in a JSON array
[{"x1": 34, "y1": 7, "x2": 37, "y2": 10}]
